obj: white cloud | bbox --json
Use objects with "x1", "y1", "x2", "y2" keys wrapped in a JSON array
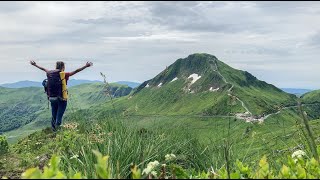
[{"x1": 0, "y1": 1, "x2": 320, "y2": 89}]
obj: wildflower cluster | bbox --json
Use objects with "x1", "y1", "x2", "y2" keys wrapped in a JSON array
[
  {"x1": 142, "y1": 161, "x2": 160, "y2": 177},
  {"x1": 62, "y1": 122, "x2": 79, "y2": 130},
  {"x1": 88, "y1": 132, "x2": 106, "y2": 144},
  {"x1": 165, "y1": 154, "x2": 176, "y2": 162},
  {"x1": 13, "y1": 149, "x2": 320, "y2": 179}
]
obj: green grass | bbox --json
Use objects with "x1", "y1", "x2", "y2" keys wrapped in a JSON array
[
  {"x1": 91, "y1": 81, "x2": 243, "y2": 118},
  {"x1": 1, "y1": 117, "x2": 214, "y2": 178},
  {"x1": 2, "y1": 106, "x2": 320, "y2": 179}
]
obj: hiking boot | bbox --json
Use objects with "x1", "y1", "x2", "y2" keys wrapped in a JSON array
[
  {"x1": 52, "y1": 126, "x2": 57, "y2": 132},
  {"x1": 56, "y1": 126, "x2": 62, "y2": 132}
]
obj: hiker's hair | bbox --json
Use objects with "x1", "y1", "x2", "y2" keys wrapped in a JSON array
[{"x1": 56, "y1": 61, "x2": 65, "y2": 70}]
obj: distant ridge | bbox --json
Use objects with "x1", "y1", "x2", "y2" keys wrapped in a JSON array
[
  {"x1": 280, "y1": 88, "x2": 313, "y2": 97},
  {"x1": 0, "y1": 79, "x2": 102, "y2": 88},
  {"x1": 0, "y1": 80, "x2": 42, "y2": 88},
  {"x1": 115, "y1": 81, "x2": 141, "y2": 88},
  {"x1": 0, "y1": 80, "x2": 141, "y2": 88}
]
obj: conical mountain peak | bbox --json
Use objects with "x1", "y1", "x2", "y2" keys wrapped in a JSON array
[{"x1": 131, "y1": 53, "x2": 296, "y2": 117}]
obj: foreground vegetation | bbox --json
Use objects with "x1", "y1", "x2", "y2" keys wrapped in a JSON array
[
  {"x1": 18, "y1": 149, "x2": 320, "y2": 179},
  {"x1": 1, "y1": 105, "x2": 320, "y2": 179}
]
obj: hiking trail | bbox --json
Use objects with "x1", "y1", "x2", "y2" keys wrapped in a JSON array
[
  {"x1": 210, "y1": 58, "x2": 306, "y2": 123},
  {"x1": 211, "y1": 59, "x2": 252, "y2": 116}
]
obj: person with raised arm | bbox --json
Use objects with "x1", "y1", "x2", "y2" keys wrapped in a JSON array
[{"x1": 30, "y1": 60, "x2": 93, "y2": 132}]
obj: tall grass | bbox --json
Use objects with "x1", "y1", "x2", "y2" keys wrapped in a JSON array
[
  {"x1": 57, "y1": 117, "x2": 214, "y2": 178},
  {"x1": 55, "y1": 74, "x2": 214, "y2": 178},
  {"x1": 297, "y1": 99, "x2": 319, "y2": 161}
]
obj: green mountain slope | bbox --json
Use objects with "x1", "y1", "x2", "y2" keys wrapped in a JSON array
[
  {"x1": 300, "y1": 90, "x2": 320, "y2": 120},
  {"x1": 0, "y1": 83, "x2": 132, "y2": 134},
  {"x1": 124, "y1": 53, "x2": 297, "y2": 116},
  {"x1": 302, "y1": 90, "x2": 320, "y2": 104},
  {"x1": 68, "y1": 82, "x2": 132, "y2": 109},
  {"x1": 0, "y1": 87, "x2": 48, "y2": 133}
]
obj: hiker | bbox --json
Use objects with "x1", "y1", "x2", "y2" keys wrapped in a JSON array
[{"x1": 30, "y1": 60, "x2": 93, "y2": 131}]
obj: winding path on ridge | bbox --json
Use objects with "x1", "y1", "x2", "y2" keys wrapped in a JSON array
[
  {"x1": 211, "y1": 59, "x2": 252, "y2": 116},
  {"x1": 210, "y1": 59, "x2": 316, "y2": 122}
]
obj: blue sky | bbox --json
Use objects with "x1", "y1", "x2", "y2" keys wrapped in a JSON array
[{"x1": 0, "y1": 1, "x2": 320, "y2": 89}]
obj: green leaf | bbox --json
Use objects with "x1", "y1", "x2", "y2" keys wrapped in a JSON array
[
  {"x1": 280, "y1": 165, "x2": 290, "y2": 178},
  {"x1": 21, "y1": 168, "x2": 41, "y2": 179},
  {"x1": 296, "y1": 164, "x2": 306, "y2": 179},
  {"x1": 310, "y1": 158, "x2": 319, "y2": 167},
  {"x1": 50, "y1": 155, "x2": 60, "y2": 172},
  {"x1": 171, "y1": 164, "x2": 189, "y2": 179},
  {"x1": 230, "y1": 171, "x2": 241, "y2": 179},
  {"x1": 54, "y1": 171, "x2": 67, "y2": 179},
  {"x1": 95, "y1": 165, "x2": 109, "y2": 179},
  {"x1": 93, "y1": 149, "x2": 111, "y2": 179},
  {"x1": 217, "y1": 166, "x2": 228, "y2": 179},
  {"x1": 255, "y1": 155, "x2": 270, "y2": 178},
  {"x1": 72, "y1": 172, "x2": 83, "y2": 179},
  {"x1": 287, "y1": 156, "x2": 296, "y2": 169},
  {"x1": 259, "y1": 155, "x2": 269, "y2": 172},
  {"x1": 131, "y1": 165, "x2": 141, "y2": 179}
]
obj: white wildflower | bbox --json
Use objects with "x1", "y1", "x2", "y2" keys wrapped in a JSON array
[
  {"x1": 151, "y1": 171, "x2": 157, "y2": 177},
  {"x1": 292, "y1": 150, "x2": 306, "y2": 162},
  {"x1": 149, "y1": 161, "x2": 160, "y2": 169},
  {"x1": 142, "y1": 167, "x2": 152, "y2": 175},
  {"x1": 142, "y1": 160, "x2": 159, "y2": 175},
  {"x1": 165, "y1": 154, "x2": 176, "y2": 161},
  {"x1": 70, "y1": 154, "x2": 79, "y2": 160}
]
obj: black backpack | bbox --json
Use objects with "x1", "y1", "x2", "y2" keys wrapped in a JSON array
[
  {"x1": 43, "y1": 69, "x2": 63, "y2": 98},
  {"x1": 42, "y1": 79, "x2": 48, "y2": 95}
]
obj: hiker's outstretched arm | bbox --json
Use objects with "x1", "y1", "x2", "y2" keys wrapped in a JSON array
[
  {"x1": 69, "y1": 62, "x2": 93, "y2": 76},
  {"x1": 30, "y1": 61, "x2": 48, "y2": 73}
]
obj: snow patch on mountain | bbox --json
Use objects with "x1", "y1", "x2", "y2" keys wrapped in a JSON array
[
  {"x1": 171, "y1": 77, "x2": 178, "y2": 82},
  {"x1": 209, "y1": 87, "x2": 219, "y2": 92},
  {"x1": 188, "y1": 73, "x2": 201, "y2": 85}
]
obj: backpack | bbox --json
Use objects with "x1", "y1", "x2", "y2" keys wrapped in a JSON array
[
  {"x1": 42, "y1": 79, "x2": 48, "y2": 96},
  {"x1": 45, "y1": 69, "x2": 63, "y2": 98}
]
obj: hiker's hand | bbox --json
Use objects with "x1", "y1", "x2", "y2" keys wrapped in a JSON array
[
  {"x1": 86, "y1": 62, "x2": 93, "y2": 67},
  {"x1": 30, "y1": 60, "x2": 36, "y2": 66}
]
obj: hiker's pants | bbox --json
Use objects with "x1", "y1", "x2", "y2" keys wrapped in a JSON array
[{"x1": 49, "y1": 97, "x2": 67, "y2": 130}]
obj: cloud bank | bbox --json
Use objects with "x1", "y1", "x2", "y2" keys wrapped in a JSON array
[{"x1": 0, "y1": 1, "x2": 319, "y2": 89}]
